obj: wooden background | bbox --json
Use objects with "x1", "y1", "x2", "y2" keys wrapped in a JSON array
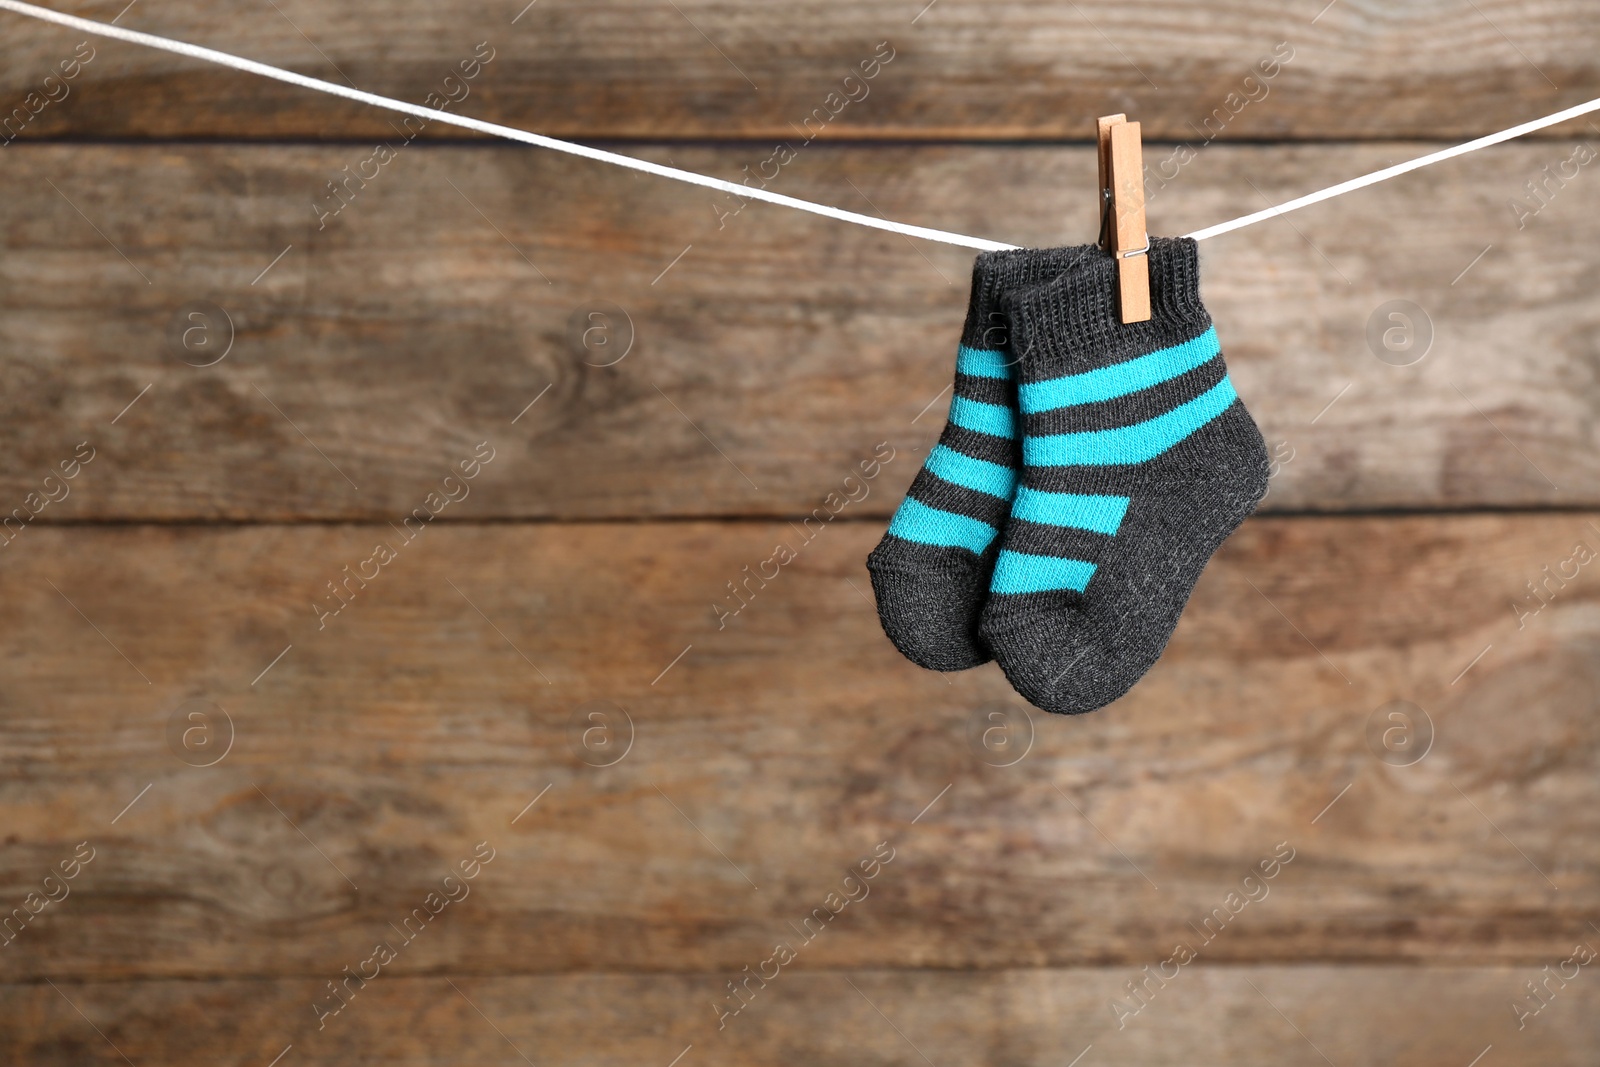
[{"x1": 3, "y1": 1, "x2": 1599, "y2": 1065}]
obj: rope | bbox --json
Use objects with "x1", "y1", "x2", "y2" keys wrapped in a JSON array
[
  {"x1": 1186, "y1": 97, "x2": 1600, "y2": 240},
  {"x1": 4, "y1": 0, "x2": 1598, "y2": 251}
]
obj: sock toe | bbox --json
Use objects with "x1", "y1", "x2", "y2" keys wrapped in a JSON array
[
  {"x1": 867, "y1": 546, "x2": 993, "y2": 671},
  {"x1": 981, "y1": 526, "x2": 1234, "y2": 714},
  {"x1": 989, "y1": 626, "x2": 1148, "y2": 714},
  {"x1": 980, "y1": 601, "x2": 1103, "y2": 714}
]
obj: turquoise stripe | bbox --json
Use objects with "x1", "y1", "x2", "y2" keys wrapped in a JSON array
[
  {"x1": 1025, "y1": 378, "x2": 1237, "y2": 467},
  {"x1": 948, "y1": 396, "x2": 1016, "y2": 439},
  {"x1": 1011, "y1": 488, "x2": 1129, "y2": 535},
  {"x1": 925, "y1": 444, "x2": 1018, "y2": 499},
  {"x1": 1021, "y1": 327, "x2": 1220, "y2": 414},
  {"x1": 956, "y1": 346, "x2": 1011, "y2": 379},
  {"x1": 887, "y1": 496, "x2": 998, "y2": 553},
  {"x1": 990, "y1": 550, "x2": 1097, "y2": 594}
]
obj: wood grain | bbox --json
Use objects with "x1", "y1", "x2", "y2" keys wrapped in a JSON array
[
  {"x1": 1, "y1": 0, "x2": 1598, "y2": 141},
  {"x1": 5, "y1": 5, "x2": 1598, "y2": 1062},
  {"x1": 1, "y1": 516, "x2": 1595, "y2": 980},
  {"x1": 6, "y1": 966, "x2": 1599, "y2": 1067},
  {"x1": 2, "y1": 142, "x2": 1598, "y2": 521}
]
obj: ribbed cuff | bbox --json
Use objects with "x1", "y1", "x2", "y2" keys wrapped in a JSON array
[
  {"x1": 1000, "y1": 237, "x2": 1211, "y2": 376},
  {"x1": 960, "y1": 245, "x2": 1097, "y2": 351}
]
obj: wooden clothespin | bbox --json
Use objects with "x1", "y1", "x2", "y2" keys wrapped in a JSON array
[{"x1": 1096, "y1": 114, "x2": 1151, "y2": 323}]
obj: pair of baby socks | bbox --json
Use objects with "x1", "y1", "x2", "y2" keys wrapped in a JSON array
[{"x1": 867, "y1": 238, "x2": 1269, "y2": 714}]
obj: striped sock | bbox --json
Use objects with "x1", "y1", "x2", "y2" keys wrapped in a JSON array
[
  {"x1": 867, "y1": 248, "x2": 1084, "y2": 671},
  {"x1": 979, "y1": 238, "x2": 1269, "y2": 712}
]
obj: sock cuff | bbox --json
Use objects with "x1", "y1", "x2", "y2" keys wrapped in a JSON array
[
  {"x1": 960, "y1": 246, "x2": 1097, "y2": 352},
  {"x1": 1000, "y1": 237, "x2": 1211, "y2": 376}
]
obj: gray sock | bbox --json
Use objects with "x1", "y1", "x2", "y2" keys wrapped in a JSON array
[
  {"x1": 867, "y1": 247, "x2": 1085, "y2": 671},
  {"x1": 978, "y1": 238, "x2": 1269, "y2": 712}
]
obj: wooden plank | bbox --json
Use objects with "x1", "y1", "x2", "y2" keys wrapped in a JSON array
[
  {"x1": 5, "y1": 967, "x2": 1598, "y2": 1067},
  {"x1": 0, "y1": 516, "x2": 1595, "y2": 980},
  {"x1": 2, "y1": 142, "x2": 1598, "y2": 521},
  {"x1": 2, "y1": 0, "x2": 1598, "y2": 141}
]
